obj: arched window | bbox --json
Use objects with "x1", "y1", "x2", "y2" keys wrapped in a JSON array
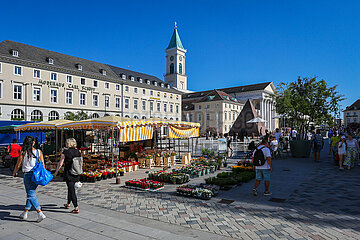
[
  {"x1": 170, "y1": 63, "x2": 174, "y2": 74},
  {"x1": 31, "y1": 110, "x2": 43, "y2": 121},
  {"x1": 11, "y1": 109, "x2": 24, "y2": 120},
  {"x1": 142, "y1": 116, "x2": 146, "y2": 119},
  {"x1": 92, "y1": 113, "x2": 99, "y2": 119},
  {"x1": 125, "y1": 115, "x2": 130, "y2": 118},
  {"x1": 104, "y1": 114, "x2": 110, "y2": 117},
  {"x1": 115, "y1": 114, "x2": 120, "y2": 117},
  {"x1": 164, "y1": 117, "x2": 167, "y2": 119},
  {"x1": 134, "y1": 116, "x2": 139, "y2": 119},
  {"x1": 179, "y1": 63, "x2": 182, "y2": 74},
  {"x1": 170, "y1": 118, "x2": 173, "y2": 120},
  {"x1": 48, "y1": 111, "x2": 59, "y2": 120}
]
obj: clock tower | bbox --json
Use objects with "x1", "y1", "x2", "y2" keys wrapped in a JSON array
[{"x1": 165, "y1": 22, "x2": 187, "y2": 91}]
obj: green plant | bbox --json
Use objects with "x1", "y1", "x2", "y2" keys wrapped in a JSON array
[{"x1": 64, "y1": 110, "x2": 91, "y2": 121}]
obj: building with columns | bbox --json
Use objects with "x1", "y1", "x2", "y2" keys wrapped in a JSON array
[{"x1": 182, "y1": 82, "x2": 278, "y2": 132}]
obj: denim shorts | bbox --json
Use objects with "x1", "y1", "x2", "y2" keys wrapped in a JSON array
[{"x1": 256, "y1": 169, "x2": 271, "y2": 181}]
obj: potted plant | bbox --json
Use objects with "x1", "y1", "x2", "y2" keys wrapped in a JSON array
[{"x1": 271, "y1": 76, "x2": 343, "y2": 157}]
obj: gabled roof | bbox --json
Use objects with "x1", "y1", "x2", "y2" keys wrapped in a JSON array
[
  {"x1": 197, "y1": 89, "x2": 238, "y2": 103},
  {"x1": 182, "y1": 82, "x2": 272, "y2": 100},
  {"x1": 345, "y1": 99, "x2": 360, "y2": 111},
  {"x1": 167, "y1": 28, "x2": 184, "y2": 50}
]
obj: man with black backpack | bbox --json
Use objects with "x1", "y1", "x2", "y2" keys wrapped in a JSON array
[{"x1": 252, "y1": 139, "x2": 273, "y2": 196}]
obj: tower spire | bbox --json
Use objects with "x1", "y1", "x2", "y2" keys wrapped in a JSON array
[{"x1": 174, "y1": 21, "x2": 177, "y2": 29}]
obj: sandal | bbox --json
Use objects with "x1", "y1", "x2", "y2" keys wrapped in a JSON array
[
  {"x1": 70, "y1": 209, "x2": 79, "y2": 214},
  {"x1": 64, "y1": 204, "x2": 70, "y2": 209}
]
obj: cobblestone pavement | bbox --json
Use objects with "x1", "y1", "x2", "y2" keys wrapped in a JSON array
[{"x1": 1, "y1": 148, "x2": 360, "y2": 239}]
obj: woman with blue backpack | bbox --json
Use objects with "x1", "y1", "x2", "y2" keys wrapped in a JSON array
[{"x1": 12, "y1": 136, "x2": 47, "y2": 222}]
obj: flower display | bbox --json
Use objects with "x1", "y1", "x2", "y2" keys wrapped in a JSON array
[
  {"x1": 176, "y1": 184, "x2": 218, "y2": 200},
  {"x1": 125, "y1": 179, "x2": 164, "y2": 190}
]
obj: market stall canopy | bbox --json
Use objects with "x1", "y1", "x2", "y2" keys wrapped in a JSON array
[
  {"x1": 0, "y1": 125, "x2": 21, "y2": 133},
  {"x1": 247, "y1": 117, "x2": 267, "y2": 123},
  {"x1": 14, "y1": 120, "x2": 73, "y2": 131}
]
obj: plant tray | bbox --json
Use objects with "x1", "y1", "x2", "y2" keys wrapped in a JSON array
[{"x1": 125, "y1": 186, "x2": 164, "y2": 192}]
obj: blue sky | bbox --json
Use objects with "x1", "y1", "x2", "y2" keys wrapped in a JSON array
[{"x1": 1, "y1": 0, "x2": 359, "y2": 110}]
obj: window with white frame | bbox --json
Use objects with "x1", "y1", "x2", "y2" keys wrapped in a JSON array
[
  {"x1": 48, "y1": 58, "x2": 54, "y2": 64},
  {"x1": 225, "y1": 125, "x2": 227, "y2": 131},
  {"x1": 0, "y1": 63, "x2": 2, "y2": 73},
  {"x1": 105, "y1": 82, "x2": 109, "y2": 89},
  {"x1": 104, "y1": 96, "x2": 110, "y2": 108},
  {"x1": 198, "y1": 105, "x2": 202, "y2": 110},
  {"x1": 206, "y1": 104, "x2": 210, "y2": 109},
  {"x1": 81, "y1": 78, "x2": 86, "y2": 85},
  {"x1": 11, "y1": 109, "x2": 24, "y2": 120},
  {"x1": 163, "y1": 103, "x2": 167, "y2": 112},
  {"x1": 124, "y1": 98, "x2": 129, "y2": 109},
  {"x1": 224, "y1": 112, "x2": 227, "y2": 120},
  {"x1": 134, "y1": 99, "x2": 138, "y2": 110},
  {"x1": 198, "y1": 113, "x2": 202, "y2": 121},
  {"x1": 206, "y1": 113, "x2": 210, "y2": 121},
  {"x1": 0, "y1": 81, "x2": 2, "y2": 99},
  {"x1": 50, "y1": 89, "x2": 58, "y2": 103},
  {"x1": 80, "y1": 93, "x2": 86, "y2": 105},
  {"x1": 157, "y1": 102, "x2": 160, "y2": 112},
  {"x1": 92, "y1": 94, "x2": 99, "y2": 106},
  {"x1": 51, "y1": 72, "x2": 57, "y2": 81},
  {"x1": 13, "y1": 84, "x2": 22, "y2": 100},
  {"x1": 150, "y1": 90, "x2": 153, "y2": 96},
  {"x1": 233, "y1": 112, "x2": 235, "y2": 120},
  {"x1": 48, "y1": 111, "x2": 59, "y2": 120},
  {"x1": 33, "y1": 87, "x2": 41, "y2": 102},
  {"x1": 33, "y1": 69, "x2": 41, "y2": 78},
  {"x1": 143, "y1": 89, "x2": 145, "y2": 95},
  {"x1": 125, "y1": 86, "x2": 129, "y2": 92},
  {"x1": 142, "y1": 100, "x2": 146, "y2": 110},
  {"x1": 31, "y1": 110, "x2": 43, "y2": 121},
  {"x1": 115, "y1": 97, "x2": 120, "y2": 108},
  {"x1": 189, "y1": 114, "x2": 193, "y2": 122},
  {"x1": 92, "y1": 113, "x2": 100, "y2": 119},
  {"x1": 215, "y1": 103, "x2": 219, "y2": 108},
  {"x1": 150, "y1": 101, "x2": 154, "y2": 111},
  {"x1": 93, "y1": 80, "x2": 98, "y2": 87},
  {"x1": 122, "y1": 75, "x2": 126, "y2": 80},
  {"x1": 134, "y1": 87, "x2": 138, "y2": 94},
  {"x1": 116, "y1": 84, "x2": 120, "y2": 91},
  {"x1": 14, "y1": 66, "x2": 22, "y2": 75},
  {"x1": 12, "y1": 50, "x2": 19, "y2": 57},
  {"x1": 176, "y1": 105, "x2": 179, "y2": 113},
  {"x1": 66, "y1": 75, "x2": 72, "y2": 83},
  {"x1": 66, "y1": 91, "x2": 73, "y2": 104},
  {"x1": 170, "y1": 104, "x2": 173, "y2": 113}
]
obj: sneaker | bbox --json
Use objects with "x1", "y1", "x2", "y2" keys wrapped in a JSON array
[
  {"x1": 37, "y1": 213, "x2": 46, "y2": 223},
  {"x1": 252, "y1": 188, "x2": 257, "y2": 196},
  {"x1": 19, "y1": 211, "x2": 28, "y2": 220},
  {"x1": 339, "y1": 167, "x2": 344, "y2": 170},
  {"x1": 264, "y1": 191, "x2": 272, "y2": 196}
]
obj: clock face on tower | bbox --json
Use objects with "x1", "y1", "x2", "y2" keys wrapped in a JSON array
[{"x1": 170, "y1": 56, "x2": 174, "y2": 61}]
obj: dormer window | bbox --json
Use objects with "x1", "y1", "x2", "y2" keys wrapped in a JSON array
[
  {"x1": 146, "y1": 80, "x2": 150, "y2": 85},
  {"x1": 139, "y1": 78, "x2": 143, "y2": 83},
  {"x1": 47, "y1": 57, "x2": 54, "y2": 64},
  {"x1": 161, "y1": 83, "x2": 164, "y2": 87},
  {"x1": 101, "y1": 69, "x2": 106, "y2": 76},
  {"x1": 167, "y1": 85, "x2": 171, "y2": 89},
  {"x1": 154, "y1": 82, "x2": 158, "y2": 86},
  {"x1": 76, "y1": 64, "x2": 82, "y2": 71},
  {"x1": 122, "y1": 74, "x2": 126, "y2": 80},
  {"x1": 11, "y1": 50, "x2": 19, "y2": 57},
  {"x1": 130, "y1": 76, "x2": 134, "y2": 81}
]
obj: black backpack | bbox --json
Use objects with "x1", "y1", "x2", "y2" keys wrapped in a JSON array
[{"x1": 253, "y1": 146, "x2": 266, "y2": 166}]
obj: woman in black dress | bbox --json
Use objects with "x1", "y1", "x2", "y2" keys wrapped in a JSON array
[{"x1": 54, "y1": 138, "x2": 81, "y2": 213}]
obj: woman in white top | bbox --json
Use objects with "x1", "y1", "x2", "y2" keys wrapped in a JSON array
[
  {"x1": 338, "y1": 135, "x2": 346, "y2": 170},
  {"x1": 13, "y1": 136, "x2": 46, "y2": 222}
]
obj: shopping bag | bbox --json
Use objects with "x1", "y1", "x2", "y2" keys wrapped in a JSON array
[{"x1": 31, "y1": 150, "x2": 53, "y2": 186}]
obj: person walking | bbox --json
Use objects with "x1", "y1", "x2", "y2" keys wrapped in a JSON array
[
  {"x1": 338, "y1": 135, "x2": 346, "y2": 170},
  {"x1": 8, "y1": 138, "x2": 21, "y2": 173},
  {"x1": 312, "y1": 129, "x2": 324, "y2": 162},
  {"x1": 291, "y1": 128, "x2": 297, "y2": 140},
  {"x1": 12, "y1": 136, "x2": 47, "y2": 222},
  {"x1": 343, "y1": 133, "x2": 359, "y2": 170},
  {"x1": 227, "y1": 135, "x2": 233, "y2": 155},
  {"x1": 274, "y1": 128, "x2": 282, "y2": 142},
  {"x1": 252, "y1": 139, "x2": 273, "y2": 196},
  {"x1": 54, "y1": 138, "x2": 81, "y2": 213}
]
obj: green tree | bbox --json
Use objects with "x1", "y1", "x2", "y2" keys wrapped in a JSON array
[
  {"x1": 64, "y1": 110, "x2": 91, "y2": 121},
  {"x1": 271, "y1": 76, "x2": 344, "y2": 139}
]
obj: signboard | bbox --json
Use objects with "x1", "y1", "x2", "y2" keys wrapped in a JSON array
[
  {"x1": 218, "y1": 138, "x2": 227, "y2": 152},
  {"x1": 37, "y1": 80, "x2": 96, "y2": 92}
]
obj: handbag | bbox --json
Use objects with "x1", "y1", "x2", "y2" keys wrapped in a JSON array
[{"x1": 31, "y1": 149, "x2": 53, "y2": 186}]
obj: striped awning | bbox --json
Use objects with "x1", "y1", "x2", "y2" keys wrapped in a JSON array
[
  {"x1": 168, "y1": 124, "x2": 200, "y2": 139},
  {"x1": 14, "y1": 120, "x2": 73, "y2": 131}
]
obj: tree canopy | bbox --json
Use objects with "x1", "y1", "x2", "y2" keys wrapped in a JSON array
[
  {"x1": 64, "y1": 110, "x2": 91, "y2": 121},
  {"x1": 272, "y1": 76, "x2": 343, "y2": 137}
]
